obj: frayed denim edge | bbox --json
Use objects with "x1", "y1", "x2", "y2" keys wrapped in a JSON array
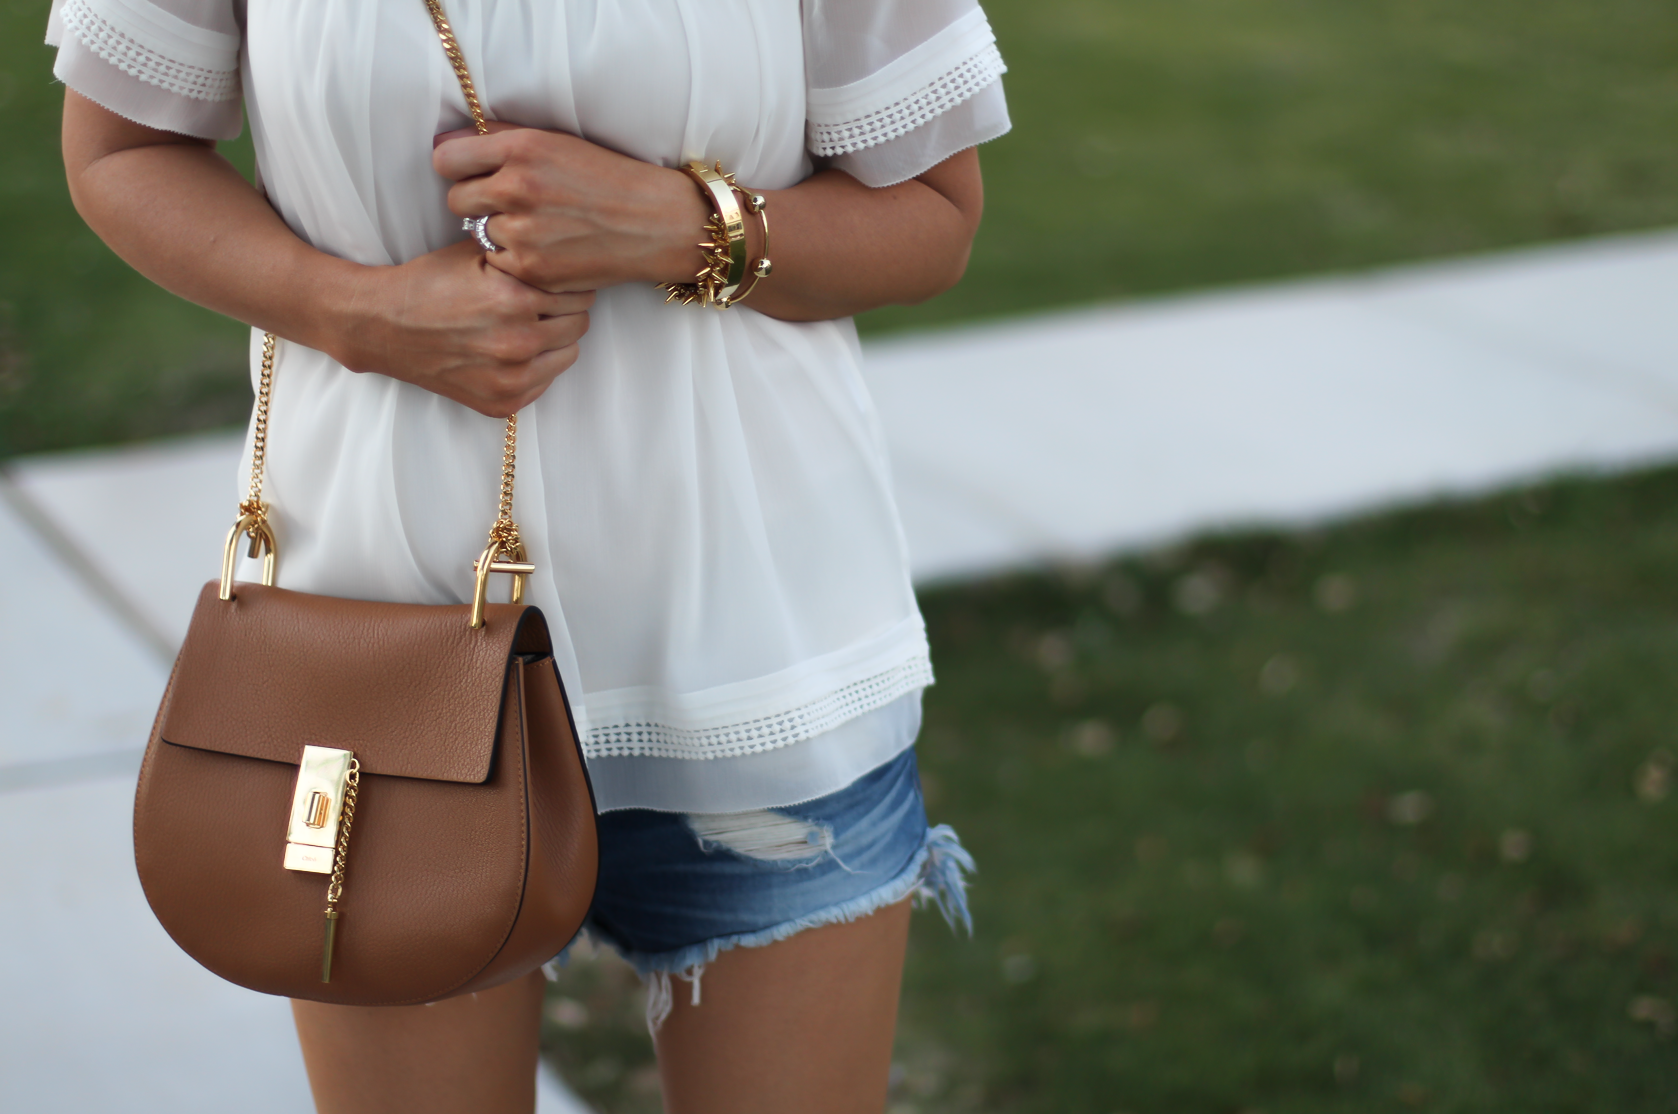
[{"x1": 562, "y1": 823, "x2": 974, "y2": 1032}]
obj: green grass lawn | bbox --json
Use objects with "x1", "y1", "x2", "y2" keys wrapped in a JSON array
[
  {"x1": 6, "y1": 1, "x2": 1677, "y2": 1108},
  {"x1": 2, "y1": 0, "x2": 1676, "y2": 456},
  {"x1": 907, "y1": 0, "x2": 1678, "y2": 330},
  {"x1": 546, "y1": 464, "x2": 1678, "y2": 1114}
]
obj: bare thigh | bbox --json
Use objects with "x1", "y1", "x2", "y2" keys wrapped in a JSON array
[
  {"x1": 291, "y1": 970, "x2": 545, "y2": 1114},
  {"x1": 290, "y1": 898, "x2": 910, "y2": 1114},
  {"x1": 655, "y1": 897, "x2": 913, "y2": 1114}
]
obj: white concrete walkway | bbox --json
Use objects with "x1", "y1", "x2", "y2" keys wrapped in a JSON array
[
  {"x1": 870, "y1": 228, "x2": 1678, "y2": 582},
  {"x1": 2, "y1": 228, "x2": 1675, "y2": 1111}
]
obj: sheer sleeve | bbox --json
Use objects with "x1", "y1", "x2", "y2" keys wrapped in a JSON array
[
  {"x1": 46, "y1": 0, "x2": 243, "y2": 140},
  {"x1": 803, "y1": 0, "x2": 1010, "y2": 188}
]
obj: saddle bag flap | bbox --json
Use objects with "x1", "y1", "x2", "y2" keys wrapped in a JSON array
[{"x1": 159, "y1": 581, "x2": 554, "y2": 783}]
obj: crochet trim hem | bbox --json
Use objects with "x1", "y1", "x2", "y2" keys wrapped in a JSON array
[{"x1": 580, "y1": 653, "x2": 934, "y2": 761}]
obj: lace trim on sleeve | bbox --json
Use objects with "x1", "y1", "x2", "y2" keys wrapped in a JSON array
[
  {"x1": 58, "y1": 0, "x2": 239, "y2": 103},
  {"x1": 808, "y1": 44, "x2": 1004, "y2": 157},
  {"x1": 807, "y1": 9, "x2": 1006, "y2": 157}
]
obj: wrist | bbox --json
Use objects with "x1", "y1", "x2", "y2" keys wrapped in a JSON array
[
  {"x1": 651, "y1": 162, "x2": 772, "y2": 307},
  {"x1": 317, "y1": 259, "x2": 393, "y2": 374},
  {"x1": 645, "y1": 165, "x2": 716, "y2": 286}
]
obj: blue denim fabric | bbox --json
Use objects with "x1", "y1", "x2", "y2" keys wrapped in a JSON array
[{"x1": 570, "y1": 747, "x2": 973, "y2": 979}]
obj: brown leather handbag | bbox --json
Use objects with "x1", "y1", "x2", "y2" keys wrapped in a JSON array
[{"x1": 133, "y1": 2, "x2": 598, "y2": 1007}]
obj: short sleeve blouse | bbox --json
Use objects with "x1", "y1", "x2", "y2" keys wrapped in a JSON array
[{"x1": 47, "y1": 0, "x2": 1009, "y2": 813}]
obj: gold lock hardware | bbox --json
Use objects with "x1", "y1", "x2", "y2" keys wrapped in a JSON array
[
  {"x1": 284, "y1": 746, "x2": 354, "y2": 873},
  {"x1": 280, "y1": 746, "x2": 363, "y2": 982},
  {"x1": 303, "y1": 790, "x2": 330, "y2": 829}
]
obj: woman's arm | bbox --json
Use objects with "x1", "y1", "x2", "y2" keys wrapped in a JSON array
[
  {"x1": 61, "y1": 91, "x2": 592, "y2": 417},
  {"x1": 65, "y1": 85, "x2": 980, "y2": 419},
  {"x1": 742, "y1": 154, "x2": 983, "y2": 321},
  {"x1": 433, "y1": 127, "x2": 984, "y2": 322}
]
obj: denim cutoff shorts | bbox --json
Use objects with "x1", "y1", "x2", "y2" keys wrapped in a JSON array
[{"x1": 556, "y1": 747, "x2": 973, "y2": 1025}]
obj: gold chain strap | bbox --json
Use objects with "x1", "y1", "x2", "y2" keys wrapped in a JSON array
[
  {"x1": 236, "y1": 1, "x2": 526, "y2": 621},
  {"x1": 489, "y1": 408, "x2": 520, "y2": 549},
  {"x1": 239, "y1": 332, "x2": 276, "y2": 531},
  {"x1": 423, "y1": 0, "x2": 523, "y2": 565},
  {"x1": 320, "y1": 758, "x2": 361, "y2": 983},
  {"x1": 423, "y1": 0, "x2": 489, "y2": 133}
]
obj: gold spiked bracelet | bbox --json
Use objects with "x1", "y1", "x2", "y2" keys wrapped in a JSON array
[
  {"x1": 661, "y1": 161, "x2": 747, "y2": 306},
  {"x1": 660, "y1": 160, "x2": 772, "y2": 309}
]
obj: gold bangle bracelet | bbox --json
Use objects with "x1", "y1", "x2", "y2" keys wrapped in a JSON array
[
  {"x1": 659, "y1": 160, "x2": 748, "y2": 307},
  {"x1": 719, "y1": 189, "x2": 772, "y2": 307}
]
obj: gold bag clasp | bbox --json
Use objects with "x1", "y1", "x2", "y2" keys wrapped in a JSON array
[
  {"x1": 469, "y1": 537, "x2": 534, "y2": 630},
  {"x1": 218, "y1": 512, "x2": 277, "y2": 601},
  {"x1": 284, "y1": 746, "x2": 354, "y2": 873}
]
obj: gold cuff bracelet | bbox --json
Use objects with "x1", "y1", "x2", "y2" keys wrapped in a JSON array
[
  {"x1": 725, "y1": 190, "x2": 772, "y2": 307},
  {"x1": 661, "y1": 160, "x2": 747, "y2": 307},
  {"x1": 660, "y1": 160, "x2": 773, "y2": 309}
]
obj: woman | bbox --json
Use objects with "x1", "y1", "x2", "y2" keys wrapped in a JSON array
[{"x1": 50, "y1": 0, "x2": 1007, "y2": 1107}]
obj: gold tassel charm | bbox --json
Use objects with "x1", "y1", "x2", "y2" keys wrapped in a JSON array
[
  {"x1": 321, "y1": 910, "x2": 341, "y2": 983},
  {"x1": 320, "y1": 758, "x2": 360, "y2": 983}
]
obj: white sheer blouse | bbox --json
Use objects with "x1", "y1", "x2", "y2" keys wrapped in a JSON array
[{"x1": 47, "y1": 0, "x2": 1009, "y2": 813}]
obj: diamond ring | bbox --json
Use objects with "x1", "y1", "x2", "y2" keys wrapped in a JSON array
[{"x1": 463, "y1": 214, "x2": 501, "y2": 253}]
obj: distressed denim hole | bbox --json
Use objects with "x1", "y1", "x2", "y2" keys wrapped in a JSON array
[{"x1": 685, "y1": 808, "x2": 835, "y2": 863}]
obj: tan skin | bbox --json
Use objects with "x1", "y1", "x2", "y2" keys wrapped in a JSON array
[
  {"x1": 62, "y1": 92, "x2": 983, "y2": 416},
  {"x1": 291, "y1": 903, "x2": 912, "y2": 1114},
  {"x1": 64, "y1": 87, "x2": 974, "y2": 1112}
]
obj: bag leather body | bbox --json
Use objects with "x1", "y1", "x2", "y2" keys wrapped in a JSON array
[{"x1": 134, "y1": 581, "x2": 599, "y2": 1006}]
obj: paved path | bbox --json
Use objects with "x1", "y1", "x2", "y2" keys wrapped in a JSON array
[
  {"x1": 2, "y1": 228, "x2": 1674, "y2": 1111},
  {"x1": 870, "y1": 228, "x2": 1678, "y2": 582}
]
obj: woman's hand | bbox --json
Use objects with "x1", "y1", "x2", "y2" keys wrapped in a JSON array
[
  {"x1": 63, "y1": 82, "x2": 983, "y2": 368},
  {"x1": 434, "y1": 124, "x2": 709, "y2": 294},
  {"x1": 62, "y1": 93, "x2": 592, "y2": 417},
  {"x1": 337, "y1": 240, "x2": 593, "y2": 418},
  {"x1": 432, "y1": 122, "x2": 985, "y2": 323}
]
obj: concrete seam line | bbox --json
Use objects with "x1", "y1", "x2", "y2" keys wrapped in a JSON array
[
  {"x1": 0, "y1": 748, "x2": 145, "y2": 794},
  {"x1": 0, "y1": 466, "x2": 177, "y2": 666}
]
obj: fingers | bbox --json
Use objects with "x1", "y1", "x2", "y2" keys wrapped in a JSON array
[
  {"x1": 514, "y1": 343, "x2": 583, "y2": 409},
  {"x1": 526, "y1": 307, "x2": 592, "y2": 353},
  {"x1": 460, "y1": 343, "x2": 582, "y2": 418},
  {"x1": 480, "y1": 250, "x2": 595, "y2": 308},
  {"x1": 442, "y1": 130, "x2": 576, "y2": 216},
  {"x1": 478, "y1": 238, "x2": 599, "y2": 297},
  {"x1": 444, "y1": 319, "x2": 584, "y2": 417},
  {"x1": 482, "y1": 231, "x2": 551, "y2": 290},
  {"x1": 535, "y1": 289, "x2": 595, "y2": 317},
  {"x1": 460, "y1": 274, "x2": 590, "y2": 415},
  {"x1": 384, "y1": 237, "x2": 592, "y2": 417},
  {"x1": 433, "y1": 126, "x2": 531, "y2": 184},
  {"x1": 471, "y1": 300, "x2": 589, "y2": 364},
  {"x1": 476, "y1": 214, "x2": 606, "y2": 294},
  {"x1": 432, "y1": 126, "x2": 478, "y2": 150},
  {"x1": 431, "y1": 120, "x2": 523, "y2": 150},
  {"x1": 447, "y1": 174, "x2": 526, "y2": 220}
]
